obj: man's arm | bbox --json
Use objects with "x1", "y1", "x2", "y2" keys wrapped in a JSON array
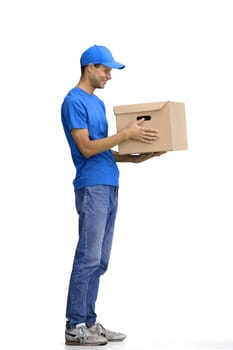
[
  {"x1": 112, "y1": 150, "x2": 167, "y2": 163},
  {"x1": 71, "y1": 118, "x2": 159, "y2": 158}
]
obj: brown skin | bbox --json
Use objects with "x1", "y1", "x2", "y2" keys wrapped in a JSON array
[
  {"x1": 71, "y1": 63, "x2": 166, "y2": 162},
  {"x1": 112, "y1": 151, "x2": 167, "y2": 163}
]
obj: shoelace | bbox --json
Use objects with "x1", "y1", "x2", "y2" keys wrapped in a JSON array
[{"x1": 95, "y1": 323, "x2": 108, "y2": 336}]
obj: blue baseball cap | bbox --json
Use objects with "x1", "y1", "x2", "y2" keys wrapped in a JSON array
[{"x1": 80, "y1": 45, "x2": 125, "y2": 69}]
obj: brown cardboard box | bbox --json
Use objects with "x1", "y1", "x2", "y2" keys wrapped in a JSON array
[{"x1": 114, "y1": 101, "x2": 188, "y2": 154}]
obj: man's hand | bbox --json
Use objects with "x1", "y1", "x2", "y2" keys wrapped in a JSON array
[
  {"x1": 128, "y1": 151, "x2": 167, "y2": 163},
  {"x1": 112, "y1": 150, "x2": 167, "y2": 163},
  {"x1": 125, "y1": 118, "x2": 159, "y2": 143}
]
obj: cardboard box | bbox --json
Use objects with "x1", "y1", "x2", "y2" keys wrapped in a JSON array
[{"x1": 114, "y1": 101, "x2": 188, "y2": 154}]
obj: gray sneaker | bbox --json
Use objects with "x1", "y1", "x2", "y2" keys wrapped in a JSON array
[
  {"x1": 88, "y1": 322, "x2": 126, "y2": 342},
  {"x1": 65, "y1": 325, "x2": 107, "y2": 346}
]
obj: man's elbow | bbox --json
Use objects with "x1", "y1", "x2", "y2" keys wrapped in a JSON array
[{"x1": 80, "y1": 147, "x2": 94, "y2": 158}]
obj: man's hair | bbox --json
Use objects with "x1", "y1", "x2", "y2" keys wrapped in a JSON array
[{"x1": 81, "y1": 64, "x2": 100, "y2": 75}]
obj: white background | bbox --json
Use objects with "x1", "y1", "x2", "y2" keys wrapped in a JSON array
[{"x1": 1, "y1": 0, "x2": 233, "y2": 349}]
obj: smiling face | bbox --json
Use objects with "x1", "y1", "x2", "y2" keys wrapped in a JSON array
[{"x1": 88, "y1": 64, "x2": 112, "y2": 89}]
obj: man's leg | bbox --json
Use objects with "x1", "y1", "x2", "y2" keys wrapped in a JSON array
[{"x1": 66, "y1": 186, "x2": 113, "y2": 329}]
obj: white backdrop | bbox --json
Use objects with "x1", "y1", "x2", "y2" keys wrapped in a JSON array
[{"x1": 1, "y1": 0, "x2": 233, "y2": 349}]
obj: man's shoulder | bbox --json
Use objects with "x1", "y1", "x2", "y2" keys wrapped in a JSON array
[
  {"x1": 64, "y1": 87, "x2": 79, "y2": 100},
  {"x1": 62, "y1": 88, "x2": 84, "y2": 108}
]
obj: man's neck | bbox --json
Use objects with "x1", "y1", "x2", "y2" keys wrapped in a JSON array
[{"x1": 76, "y1": 80, "x2": 94, "y2": 95}]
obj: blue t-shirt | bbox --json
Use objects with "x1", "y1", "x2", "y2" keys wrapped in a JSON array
[{"x1": 61, "y1": 87, "x2": 120, "y2": 190}]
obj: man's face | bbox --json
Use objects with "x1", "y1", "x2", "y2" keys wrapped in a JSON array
[{"x1": 89, "y1": 64, "x2": 112, "y2": 89}]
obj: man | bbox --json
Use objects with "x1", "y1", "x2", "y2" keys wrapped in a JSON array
[{"x1": 61, "y1": 44, "x2": 163, "y2": 346}]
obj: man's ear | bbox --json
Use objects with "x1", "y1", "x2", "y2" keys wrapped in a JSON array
[{"x1": 87, "y1": 63, "x2": 95, "y2": 73}]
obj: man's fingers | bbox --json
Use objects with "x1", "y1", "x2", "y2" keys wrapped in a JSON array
[{"x1": 140, "y1": 129, "x2": 159, "y2": 143}]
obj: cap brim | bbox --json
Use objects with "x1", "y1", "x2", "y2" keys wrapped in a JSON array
[{"x1": 101, "y1": 61, "x2": 125, "y2": 69}]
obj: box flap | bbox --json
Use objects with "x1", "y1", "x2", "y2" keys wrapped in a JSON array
[{"x1": 113, "y1": 101, "x2": 169, "y2": 115}]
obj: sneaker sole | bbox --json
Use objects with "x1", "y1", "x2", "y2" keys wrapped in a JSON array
[
  {"x1": 107, "y1": 338, "x2": 126, "y2": 342},
  {"x1": 65, "y1": 340, "x2": 108, "y2": 346}
]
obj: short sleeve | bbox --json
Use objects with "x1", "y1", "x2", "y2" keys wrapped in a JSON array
[{"x1": 62, "y1": 97, "x2": 87, "y2": 131}]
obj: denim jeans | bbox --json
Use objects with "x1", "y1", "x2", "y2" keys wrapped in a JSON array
[{"x1": 66, "y1": 185, "x2": 118, "y2": 329}]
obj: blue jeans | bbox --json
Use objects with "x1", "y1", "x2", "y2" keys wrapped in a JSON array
[{"x1": 66, "y1": 185, "x2": 118, "y2": 329}]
